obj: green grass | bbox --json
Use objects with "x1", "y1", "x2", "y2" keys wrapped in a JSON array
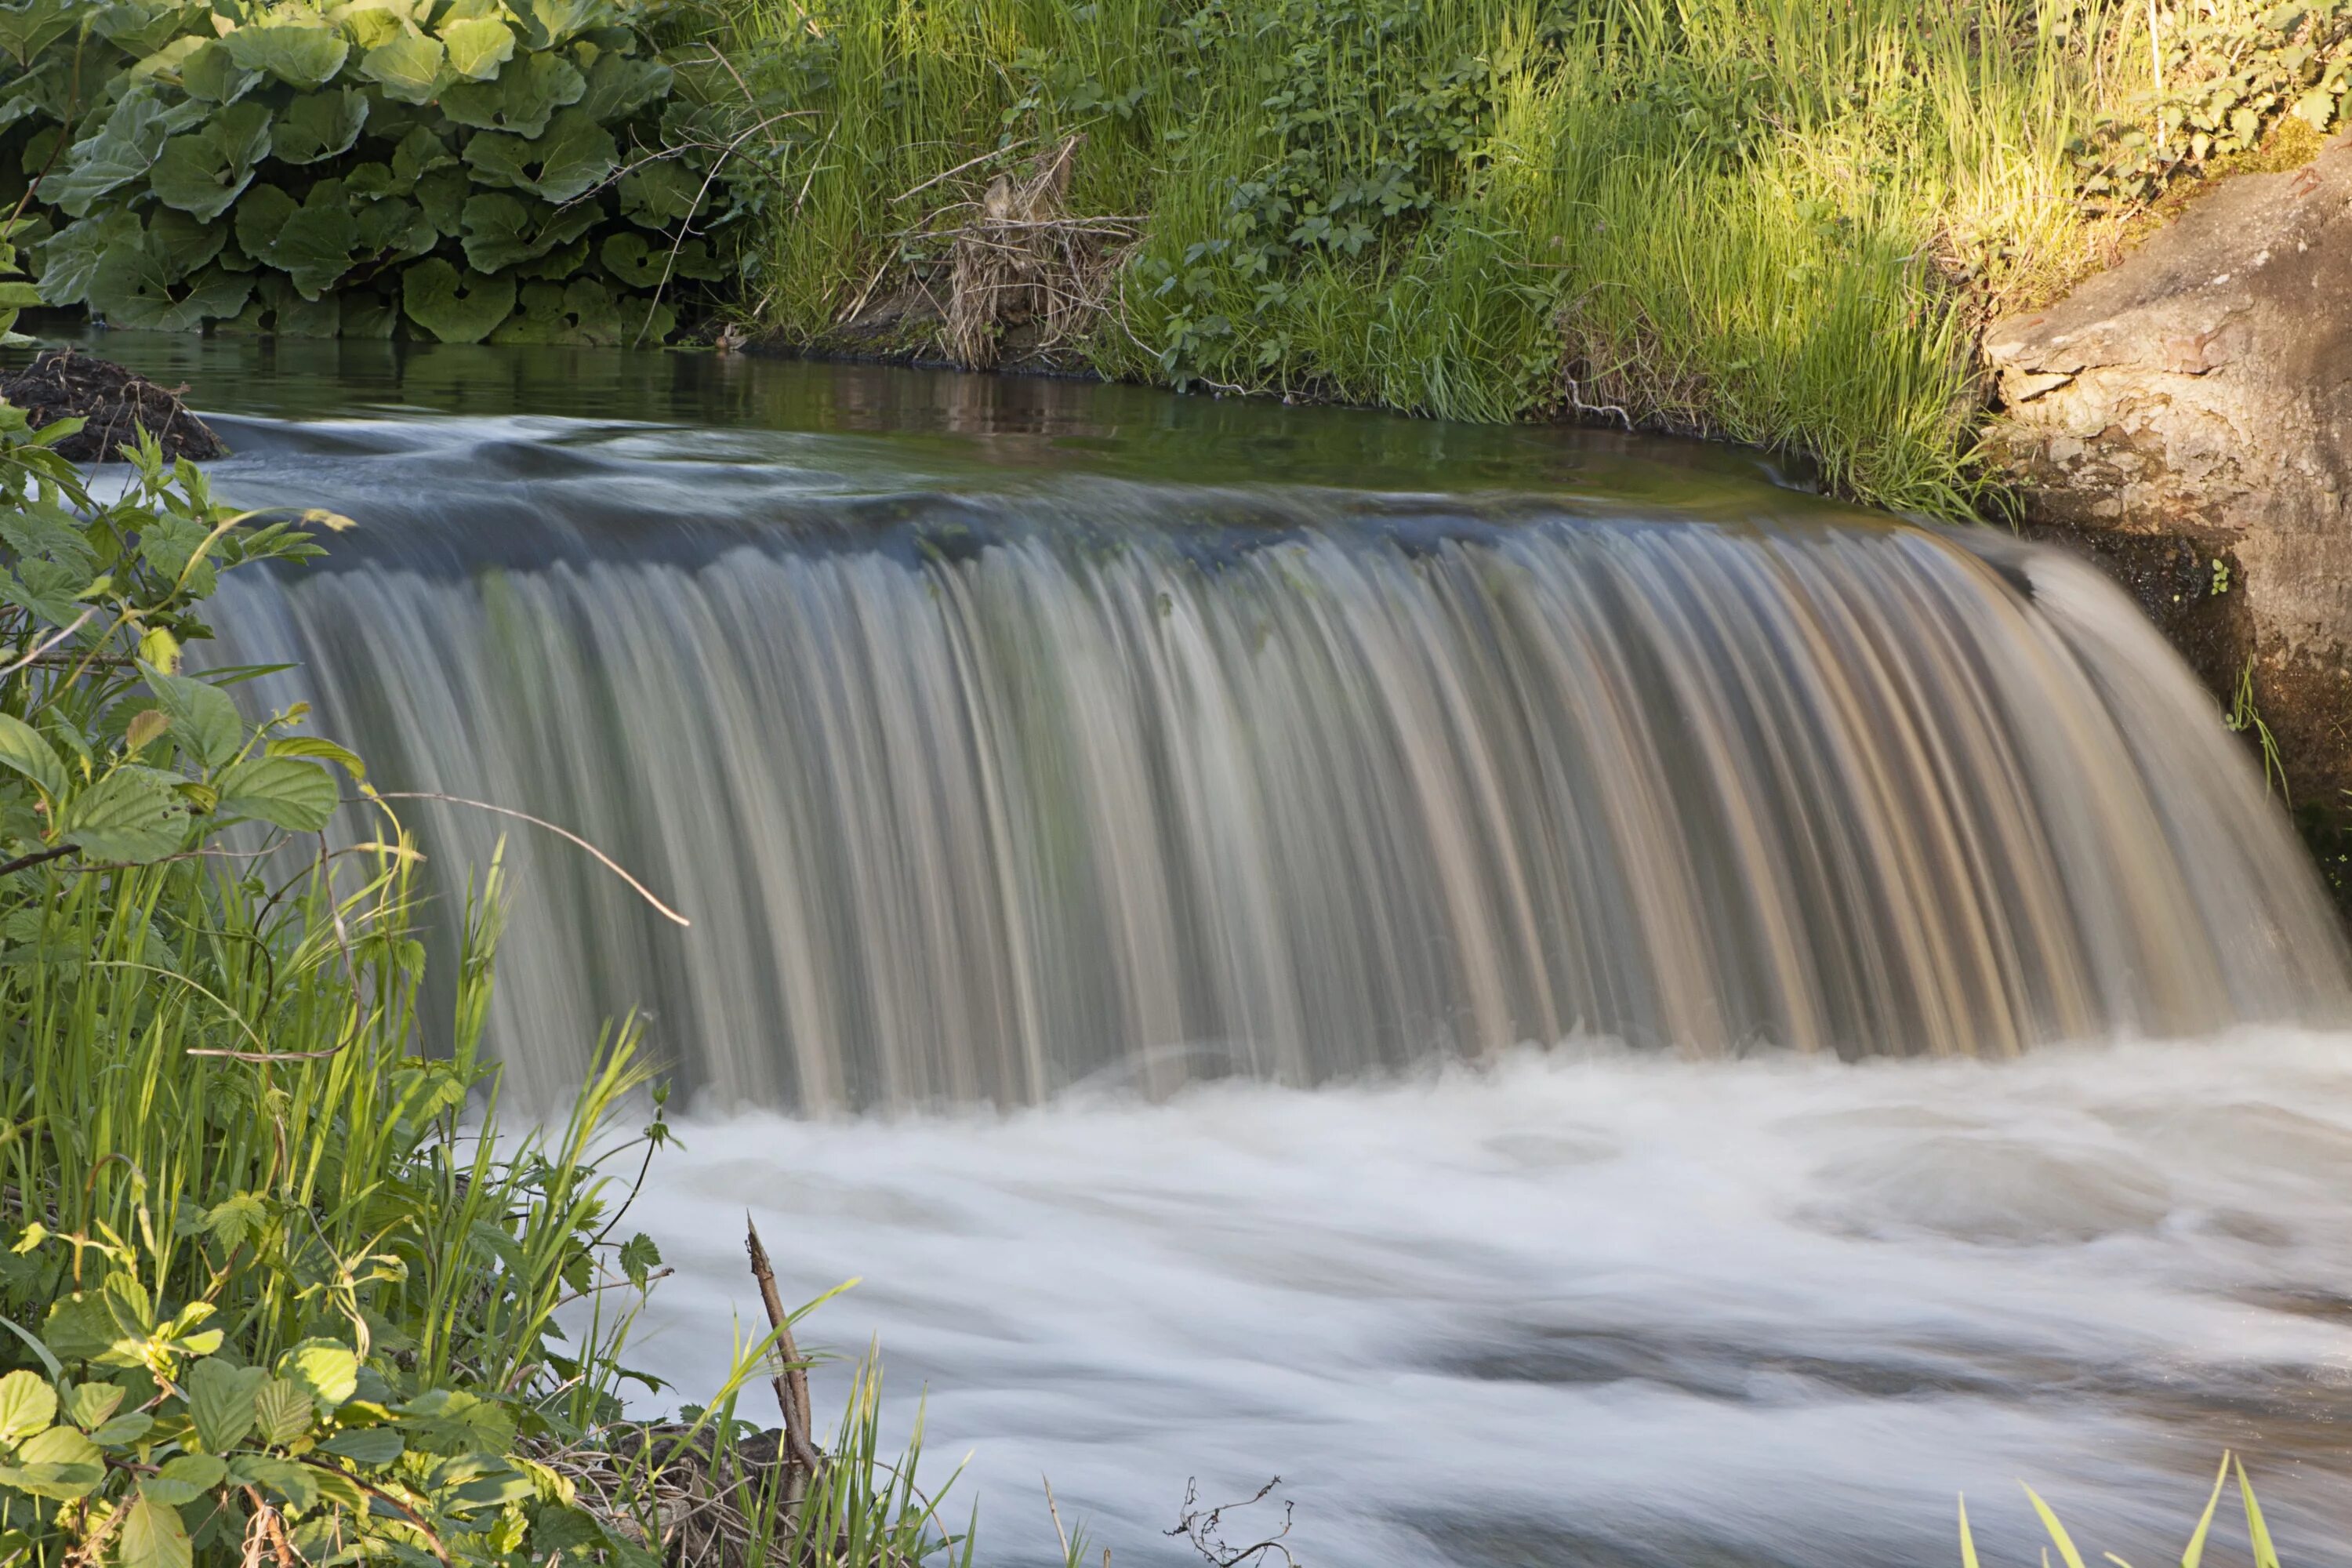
[
  {"x1": 0, "y1": 359, "x2": 964, "y2": 1566},
  {"x1": 709, "y1": 0, "x2": 2178, "y2": 518}
]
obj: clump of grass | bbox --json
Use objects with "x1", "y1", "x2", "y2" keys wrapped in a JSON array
[{"x1": 1961, "y1": 1454, "x2": 2284, "y2": 1568}]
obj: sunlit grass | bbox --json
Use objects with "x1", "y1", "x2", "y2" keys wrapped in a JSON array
[{"x1": 709, "y1": 0, "x2": 2171, "y2": 518}]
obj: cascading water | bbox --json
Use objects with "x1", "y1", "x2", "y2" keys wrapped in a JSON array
[
  {"x1": 86, "y1": 336, "x2": 2352, "y2": 1566},
  {"x1": 201, "y1": 421, "x2": 2345, "y2": 1110}
]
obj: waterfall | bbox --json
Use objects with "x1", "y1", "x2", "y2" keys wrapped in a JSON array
[{"x1": 201, "y1": 418, "x2": 2349, "y2": 1110}]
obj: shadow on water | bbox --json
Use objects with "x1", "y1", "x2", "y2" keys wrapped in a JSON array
[{"x1": 29, "y1": 324, "x2": 1817, "y2": 496}]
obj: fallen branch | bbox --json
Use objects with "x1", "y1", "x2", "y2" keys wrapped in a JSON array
[{"x1": 745, "y1": 1216, "x2": 824, "y2": 1490}]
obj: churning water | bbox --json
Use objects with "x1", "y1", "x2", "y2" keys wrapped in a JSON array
[{"x1": 78, "y1": 336, "x2": 2352, "y2": 1563}]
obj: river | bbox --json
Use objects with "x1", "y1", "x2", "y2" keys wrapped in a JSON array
[{"x1": 66, "y1": 332, "x2": 2352, "y2": 1564}]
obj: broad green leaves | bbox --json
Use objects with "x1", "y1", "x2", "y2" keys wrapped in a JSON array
[
  {"x1": 216, "y1": 755, "x2": 338, "y2": 830},
  {"x1": 0, "y1": 0, "x2": 78, "y2": 69},
  {"x1": 61, "y1": 769, "x2": 187, "y2": 862},
  {"x1": 221, "y1": 25, "x2": 349, "y2": 93},
  {"x1": 272, "y1": 86, "x2": 368, "y2": 166},
  {"x1": 466, "y1": 106, "x2": 615, "y2": 203},
  {"x1": 143, "y1": 663, "x2": 241, "y2": 769},
  {"x1": 401, "y1": 257, "x2": 515, "y2": 342},
  {"x1": 0, "y1": 713, "x2": 67, "y2": 800},
  {"x1": 441, "y1": 16, "x2": 516, "y2": 79},
  {"x1": 443, "y1": 50, "x2": 584, "y2": 136},
  {"x1": 361, "y1": 33, "x2": 447, "y2": 103},
  {"x1": 119, "y1": 1490, "x2": 192, "y2": 1568},
  {"x1": 11, "y1": 0, "x2": 734, "y2": 349},
  {"x1": 186, "y1": 1359, "x2": 264, "y2": 1453},
  {"x1": 151, "y1": 100, "x2": 274, "y2": 222},
  {"x1": 0, "y1": 1370, "x2": 54, "y2": 1440},
  {"x1": 47, "y1": 91, "x2": 203, "y2": 218}
]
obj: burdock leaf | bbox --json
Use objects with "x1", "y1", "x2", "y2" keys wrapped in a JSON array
[
  {"x1": 390, "y1": 124, "x2": 452, "y2": 185},
  {"x1": 439, "y1": 15, "x2": 514, "y2": 79},
  {"x1": 0, "y1": 0, "x2": 77, "y2": 68},
  {"x1": 265, "y1": 191, "x2": 361, "y2": 299},
  {"x1": 576, "y1": 49, "x2": 670, "y2": 121},
  {"x1": 465, "y1": 106, "x2": 613, "y2": 205},
  {"x1": 104, "y1": 265, "x2": 254, "y2": 335},
  {"x1": 271, "y1": 85, "x2": 368, "y2": 165},
  {"x1": 222, "y1": 25, "x2": 350, "y2": 92},
  {"x1": 93, "y1": 2, "x2": 187, "y2": 55},
  {"x1": 234, "y1": 182, "x2": 299, "y2": 259},
  {"x1": 414, "y1": 166, "x2": 470, "y2": 235},
  {"x1": 401, "y1": 258, "x2": 515, "y2": 343},
  {"x1": 459, "y1": 190, "x2": 595, "y2": 271},
  {"x1": 179, "y1": 38, "x2": 263, "y2": 104},
  {"x1": 519, "y1": 0, "x2": 610, "y2": 49},
  {"x1": 440, "y1": 49, "x2": 583, "y2": 136},
  {"x1": 46, "y1": 92, "x2": 201, "y2": 218},
  {"x1": 150, "y1": 101, "x2": 273, "y2": 223},
  {"x1": 360, "y1": 33, "x2": 445, "y2": 103},
  {"x1": 355, "y1": 194, "x2": 430, "y2": 257},
  {"x1": 521, "y1": 106, "x2": 614, "y2": 202},
  {"x1": 619, "y1": 156, "x2": 698, "y2": 227},
  {"x1": 34, "y1": 211, "x2": 143, "y2": 307}
]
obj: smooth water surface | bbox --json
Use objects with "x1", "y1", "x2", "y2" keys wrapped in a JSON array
[{"x1": 49, "y1": 328, "x2": 2352, "y2": 1564}]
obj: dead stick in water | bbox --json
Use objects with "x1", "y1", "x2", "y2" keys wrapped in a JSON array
[{"x1": 745, "y1": 1216, "x2": 824, "y2": 1494}]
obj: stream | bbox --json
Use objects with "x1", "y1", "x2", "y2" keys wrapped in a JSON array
[{"x1": 62, "y1": 332, "x2": 2352, "y2": 1565}]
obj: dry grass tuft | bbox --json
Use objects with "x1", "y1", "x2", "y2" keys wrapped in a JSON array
[{"x1": 943, "y1": 136, "x2": 1132, "y2": 368}]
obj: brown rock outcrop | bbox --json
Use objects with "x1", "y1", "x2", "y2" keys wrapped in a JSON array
[{"x1": 1982, "y1": 130, "x2": 2352, "y2": 808}]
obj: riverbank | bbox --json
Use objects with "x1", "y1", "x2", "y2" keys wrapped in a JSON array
[{"x1": 713, "y1": 2, "x2": 2330, "y2": 514}]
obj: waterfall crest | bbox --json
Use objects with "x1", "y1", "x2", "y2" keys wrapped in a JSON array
[{"x1": 205, "y1": 425, "x2": 2348, "y2": 1109}]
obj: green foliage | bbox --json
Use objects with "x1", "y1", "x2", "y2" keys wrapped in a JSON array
[
  {"x1": 0, "y1": 314, "x2": 970, "y2": 1562},
  {"x1": 1959, "y1": 1454, "x2": 2284, "y2": 1567},
  {"x1": 2073, "y1": 1, "x2": 2352, "y2": 212},
  {"x1": 6, "y1": 0, "x2": 770, "y2": 344},
  {"x1": 720, "y1": 0, "x2": 2136, "y2": 518}
]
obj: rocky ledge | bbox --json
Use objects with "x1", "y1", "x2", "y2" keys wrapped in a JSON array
[{"x1": 1983, "y1": 130, "x2": 2352, "y2": 811}]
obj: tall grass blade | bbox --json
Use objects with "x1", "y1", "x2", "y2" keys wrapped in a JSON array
[
  {"x1": 2181, "y1": 1453, "x2": 2230, "y2": 1568},
  {"x1": 2236, "y1": 1457, "x2": 2283, "y2": 1568},
  {"x1": 2025, "y1": 1483, "x2": 2092, "y2": 1568}
]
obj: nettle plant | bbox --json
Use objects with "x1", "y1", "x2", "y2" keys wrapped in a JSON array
[
  {"x1": 1132, "y1": 0, "x2": 1501, "y2": 382},
  {"x1": 2074, "y1": 1, "x2": 2352, "y2": 213},
  {"x1": 0, "y1": 277, "x2": 689, "y2": 1565},
  {"x1": 3, "y1": 0, "x2": 757, "y2": 343}
]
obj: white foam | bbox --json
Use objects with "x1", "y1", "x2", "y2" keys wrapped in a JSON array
[{"x1": 622, "y1": 1032, "x2": 2352, "y2": 1566}]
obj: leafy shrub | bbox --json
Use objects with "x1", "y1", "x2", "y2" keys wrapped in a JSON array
[
  {"x1": 0, "y1": 220, "x2": 963, "y2": 1562},
  {"x1": 1131, "y1": 0, "x2": 1502, "y2": 383},
  {"x1": 4, "y1": 0, "x2": 760, "y2": 343},
  {"x1": 2074, "y1": 2, "x2": 2352, "y2": 213}
]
